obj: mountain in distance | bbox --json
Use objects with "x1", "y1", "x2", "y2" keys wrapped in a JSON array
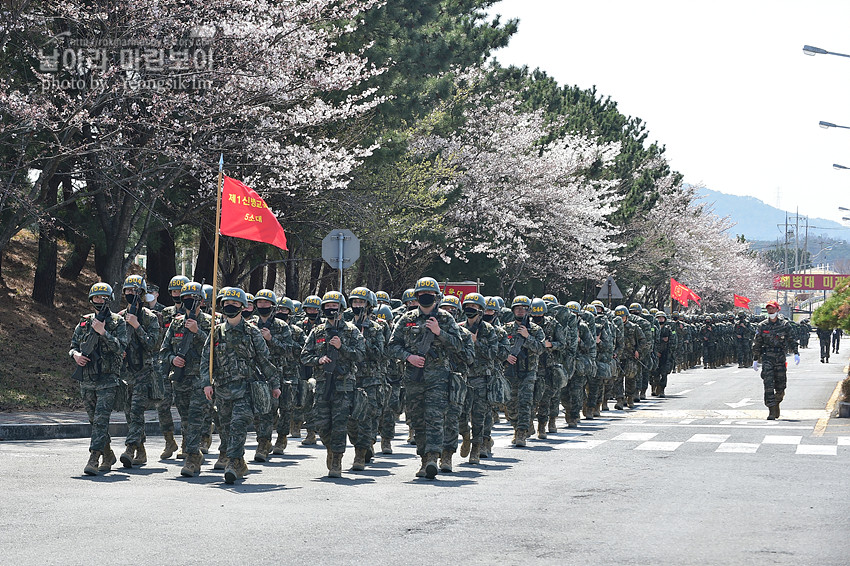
[{"x1": 694, "y1": 187, "x2": 850, "y2": 243}]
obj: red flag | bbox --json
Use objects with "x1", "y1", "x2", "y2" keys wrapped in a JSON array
[
  {"x1": 220, "y1": 176, "x2": 287, "y2": 250},
  {"x1": 734, "y1": 294, "x2": 751, "y2": 309},
  {"x1": 670, "y1": 277, "x2": 700, "y2": 307}
]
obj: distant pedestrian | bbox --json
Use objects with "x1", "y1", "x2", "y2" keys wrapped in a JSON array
[{"x1": 832, "y1": 328, "x2": 842, "y2": 354}]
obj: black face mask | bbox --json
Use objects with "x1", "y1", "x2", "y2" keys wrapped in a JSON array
[
  {"x1": 276, "y1": 312, "x2": 289, "y2": 321},
  {"x1": 222, "y1": 304, "x2": 242, "y2": 318},
  {"x1": 256, "y1": 306, "x2": 274, "y2": 317},
  {"x1": 482, "y1": 313, "x2": 495, "y2": 323},
  {"x1": 463, "y1": 307, "x2": 480, "y2": 318},
  {"x1": 532, "y1": 316, "x2": 545, "y2": 325},
  {"x1": 124, "y1": 293, "x2": 136, "y2": 304},
  {"x1": 406, "y1": 304, "x2": 417, "y2": 312},
  {"x1": 182, "y1": 298, "x2": 197, "y2": 312},
  {"x1": 351, "y1": 306, "x2": 364, "y2": 316},
  {"x1": 323, "y1": 308, "x2": 339, "y2": 319},
  {"x1": 417, "y1": 294, "x2": 436, "y2": 307},
  {"x1": 307, "y1": 311, "x2": 321, "y2": 320}
]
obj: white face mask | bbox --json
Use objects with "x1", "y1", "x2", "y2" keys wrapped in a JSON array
[{"x1": 768, "y1": 312, "x2": 778, "y2": 320}]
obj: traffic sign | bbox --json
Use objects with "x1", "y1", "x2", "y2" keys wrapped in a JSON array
[
  {"x1": 597, "y1": 275, "x2": 623, "y2": 301},
  {"x1": 322, "y1": 229, "x2": 360, "y2": 269}
]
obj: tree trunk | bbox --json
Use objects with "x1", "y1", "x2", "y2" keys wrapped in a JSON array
[
  {"x1": 145, "y1": 228, "x2": 177, "y2": 305},
  {"x1": 59, "y1": 237, "x2": 92, "y2": 281},
  {"x1": 194, "y1": 222, "x2": 215, "y2": 284},
  {"x1": 265, "y1": 261, "x2": 277, "y2": 293},
  {"x1": 248, "y1": 249, "x2": 265, "y2": 293},
  {"x1": 285, "y1": 247, "x2": 300, "y2": 299},
  {"x1": 32, "y1": 176, "x2": 61, "y2": 306}
]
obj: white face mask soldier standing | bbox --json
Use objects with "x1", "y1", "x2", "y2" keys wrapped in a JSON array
[{"x1": 751, "y1": 301, "x2": 800, "y2": 420}]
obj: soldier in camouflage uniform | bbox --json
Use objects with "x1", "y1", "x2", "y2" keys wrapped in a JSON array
[
  {"x1": 202, "y1": 287, "x2": 280, "y2": 484},
  {"x1": 301, "y1": 291, "x2": 366, "y2": 478},
  {"x1": 156, "y1": 275, "x2": 190, "y2": 460},
  {"x1": 250, "y1": 290, "x2": 298, "y2": 462},
  {"x1": 609, "y1": 306, "x2": 625, "y2": 407},
  {"x1": 478, "y1": 296, "x2": 510, "y2": 458},
  {"x1": 627, "y1": 303, "x2": 652, "y2": 404},
  {"x1": 502, "y1": 296, "x2": 546, "y2": 446},
  {"x1": 388, "y1": 277, "x2": 465, "y2": 479},
  {"x1": 560, "y1": 302, "x2": 593, "y2": 427},
  {"x1": 71, "y1": 283, "x2": 129, "y2": 476},
  {"x1": 734, "y1": 312, "x2": 754, "y2": 368},
  {"x1": 752, "y1": 301, "x2": 800, "y2": 420},
  {"x1": 699, "y1": 315, "x2": 716, "y2": 369},
  {"x1": 376, "y1": 305, "x2": 402, "y2": 454},
  {"x1": 652, "y1": 311, "x2": 675, "y2": 397},
  {"x1": 276, "y1": 297, "x2": 307, "y2": 448},
  {"x1": 117, "y1": 275, "x2": 162, "y2": 469},
  {"x1": 614, "y1": 305, "x2": 646, "y2": 409},
  {"x1": 588, "y1": 303, "x2": 614, "y2": 417},
  {"x1": 531, "y1": 298, "x2": 567, "y2": 437},
  {"x1": 456, "y1": 293, "x2": 498, "y2": 464},
  {"x1": 441, "y1": 299, "x2": 474, "y2": 472},
  {"x1": 294, "y1": 295, "x2": 323, "y2": 445},
  {"x1": 345, "y1": 287, "x2": 386, "y2": 471},
  {"x1": 158, "y1": 282, "x2": 212, "y2": 476}
]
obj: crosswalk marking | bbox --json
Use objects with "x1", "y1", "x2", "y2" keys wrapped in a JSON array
[
  {"x1": 838, "y1": 437, "x2": 850, "y2": 446},
  {"x1": 612, "y1": 432, "x2": 657, "y2": 441},
  {"x1": 796, "y1": 445, "x2": 837, "y2": 456},
  {"x1": 636, "y1": 441, "x2": 682, "y2": 451},
  {"x1": 563, "y1": 439, "x2": 607, "y2": 450},
  {"x1": 762, "y1": 435, "x2": 802, "y2": 445},
  {"x1": 716, "y1": 443, "x2": 759, "y2": 454},
  {"x1": 687, "y1": 434, "x2": 730, "y2": 443}
]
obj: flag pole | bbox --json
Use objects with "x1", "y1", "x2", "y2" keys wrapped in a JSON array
[{"x1": 208, "y1": 154, "x2": 224, "y2": 384}]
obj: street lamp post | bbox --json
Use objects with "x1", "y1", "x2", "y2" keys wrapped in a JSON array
[
  {"x1": 819, "y1": 121, "x2": 850, "y2": 130},
  {"x1": 803, "y1": 45, "x2": 850, "y2": 58}
]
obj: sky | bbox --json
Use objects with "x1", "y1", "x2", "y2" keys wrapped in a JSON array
[{"x1": 488, "y1": 0, "x2": 850, "y2": 224}]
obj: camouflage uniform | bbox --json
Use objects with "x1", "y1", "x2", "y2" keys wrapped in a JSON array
[
  {"x1": 699, "y1": 319, "x2": 716, "y2": 369},
  {"x1": 159, "y1": 310, "x2": 212, "y2": 457},
  {"x1": 502, "y1": 318, "x2": 546, "y2": 437},
  {"x1": 589, "y1": 312, "x2": 614, "y2": 414},
  {"x1": 458, "y1": 318, "x2": 499, "y2": 450},
  {"x1": 347, "y1": 315, "x2": 386, "y2": 454},
  {"x1": 156, "y1": 304, "x2": 181, "y2": 441},
  {"x1": 379, "y1": 319, "x2": 404, "y2": 445},
  {"x1": 533, "y1": 314, "x2": 567, "y2": 428},
  {"x1": 561, "y1": 313, "x2": 595, "y2": 423},
  {"x1": 388, "y1": 307, "x2": 464, "y2": 458},
  {"x1": 252, "y1": 314, "x2": 298, "y2": 456},
  {"x1": 652, "y1": 319, "x2": 675, "y2": 395},
  {"x1": 293, "y1": 315, "x2": 322, "y2": 439},
  {"x1": 752, "y1": 316, "x2": 798, "y2": 414},
  {"x1": 616, "y1": 317, "x2": 646, "y2": 408},
  {"x1": 734, "y1": 316, "x2": 754, "y2": 367},
  {"x1": 300, "y1": 319, "x2": 366, "y2": 454},
  {"x1": 443, "y1": 325, "x2": 475, "y2": 458},
  {"x1": 118, "y1": 304, "x2": 161, "y2": 449},
  {"x1": 629, "y1": 313, "x2": 653, "y2": 402},
  {"x1": 70, "y1": 310, "x2": 128, "y2": 453},
  {"x1": 201, "y1": 319, "x2": 278, "y2": 461}
]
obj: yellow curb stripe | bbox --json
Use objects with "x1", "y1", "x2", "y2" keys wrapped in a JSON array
[{"x1": 813, "y1": 379, "x2": 844, "y2": 437}]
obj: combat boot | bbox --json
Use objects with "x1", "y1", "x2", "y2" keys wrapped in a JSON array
[
  {"x1": 352, "y1": 447, "x2": 367, "y2": 471},
  {"x1": 255, "y1": 438, "x2": 271, "y2": 462},
  {"x1": 176, "y1": 437, "x2": 186, "y2": 460},
  {"x1": 537, "y1": 418, "x2": 547, "y2": 439},
  {"x1": 326, "y1": 447, "x2": 333, "y2": 470},
  {"x1": 424, "y1": 452, "x2": 439, "y2": 479},
  {"x1": 459, "y1": 431, "x2": 471, "y2": 458},
  {"x1": 120, "y1": 444, "x2": 136, "y2": 468},
  {"x1": 161, "y1": 431, "x2": 178, "y2": 459},
  {"x1": 658, "y1": 388, "x2": 666, "y2": 398},
  {"x1": 511, "y1": 430, "x2": 517, "y2": 445},
  {"x1": 84, "y1": 450, "x2": 102, "y2": 476},
  {"x1": 469, "y1": 442, "x2": 481, "y2": 464},
  {"x1": 237, "y1": 456, "x2": 249, "y2": 478},
  {"x1": 548, "y1": 417, "x2": 558, "y2": 434},
  {"x1": 328, "y1": 453, "x2": 343, "y2": 478},
  {"x1": 515, "y1": 429, "x2": 527, "y2": 447},
  {"x1": 481, "y1": 437, "x2": 492, "y2": 458},
  {"x1": 627, "y1": 397, "x2": 636, "y2": 409},
  {"x1": 651, "y1": 385, "x2": 658, "y2": 396},
  {"x1": 365, "y1": 444, "x2": 374, "y2": 464},
  {"x1": 767, "y1": 405, "x2": 778, "y2": 420},
  {"x1": 593, "y1": 406, "x2": 601, "y2": 418},
  {"x1": 213, "y1": 449, "x2": 229, "y2": 470},
  {"x1": 582, "y1": 405, "x2": 594, "y2": 420},
  {"x1": 601, "y1": 398, "x2": 610, "y2": 411},
  {"x1": 416, "y1": 455, "x2": 427, "y2": 478},
  {"x1": 99, "y1": 443, "x2": 117, "y2": 473},
  {"x1": 439, "y1": 449, "x2": 453, "y2": 473},
  {"x1": 289, "y1": 421, "x2": 301, "y2": 438},
  {"x1": 407, "y1": 428, "x2": 415, "y2": 444},
  {"x1": 181, "y1": 452, "x2": 200, "y2": 477},
  {"x1": 614, "y1": 398, "x2": 624, "y2": 410},
  {"x1": 224, "y1": 457, "x2": 244, "y2": 484},
  {"x1": 301, "y1": 430, "x2": 317, "y2": 445},
  {"x1": 381, "y1": 438, "x2": 393, "y2": 454},
  {"x1": 199, "y1": 435, "x2": 211, "y2": 454},
  {"x1": 567, "y1": 418, "x2": 578, "y2": 429},
  {"x1": 775, "y1": 390, "x2": 785, "y2": 404},
  {"x1": 132, "y1": 443, "x2": 147, "y2": 466},
  {"x1": 775, "y1": 402, "x2": 781, "y2": 419},
  {"x1": 272, "y1": 433, "x2": 287, "y2": 455}
]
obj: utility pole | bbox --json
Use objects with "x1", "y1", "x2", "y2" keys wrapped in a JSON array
[{"x1": 795, "y1": 207, "x2": 800, "y2": 272}]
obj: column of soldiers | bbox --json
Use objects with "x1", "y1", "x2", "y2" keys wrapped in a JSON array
[{"x1": 71, "y1": 276, "x2": 802, "y2": 482}]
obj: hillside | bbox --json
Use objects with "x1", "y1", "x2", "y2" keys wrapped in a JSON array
[
  {"x1": 695, "y1": 187, "x2": 850, "y2": 243},
  {"x1": 0, "y1": 232, "x2": 98, "y2": 411}
]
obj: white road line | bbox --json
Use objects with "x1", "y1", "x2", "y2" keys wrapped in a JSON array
[
  {"x1": 716, "y1": 443, "x2": 759, "y2": 454},
  {"x1": 796, "y1": 445, "x2": 837, "y2": 456},
  {"x1": 562, "y1": 439, "x2": 607, "y2": 450},
  {"x1": 674, "y1": 389, "x2": 693, "y2": 395},
  {"x1": 679, "y1": 419, "x2": 695, "y2": 424},
  {"x1": 687, "y1": 434, "x2": 730, "y2": 443},
  {"x1": 636, "y1": 441, "x2": 682, "y2": 451},
  {"x1": 762, "y1": 435, "x2": 802, "y2": 445},
  {"x1": 608, "y1": 422, "x2": 811, "y2": 430},
  {"x1": 838, "y1": 437, "x2": 850, "y2": 446},
  {"x1": 719, "y1": 420, "x2": 734, "y2": 424},
  {"x1": 703, "y1": 381, "x2": 716, "y2": 385},
  {"x1": 612, "y1": 432, "x2": 657, "y2": 441}
]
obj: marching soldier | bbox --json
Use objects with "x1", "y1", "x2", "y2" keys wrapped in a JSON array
[
  {"x1": 502, "y1": 296, "x2": 545, "y2": 446},
  {"x1": 70, "y1": 283, "x2": 128, "y2": 475},
  {"x1": 752, "y1": 301, "x2": 800, "y2": 420}
]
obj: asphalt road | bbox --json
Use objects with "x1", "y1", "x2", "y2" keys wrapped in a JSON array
[{"x1": 1, "y1": 346, "x2": 848, "y2": 566}]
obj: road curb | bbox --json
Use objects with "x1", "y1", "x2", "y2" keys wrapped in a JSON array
[{"x1": 0, "y1": 420, "x2": 182, "y2": 442}]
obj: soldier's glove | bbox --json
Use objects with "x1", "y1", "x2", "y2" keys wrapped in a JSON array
[
  {"x1": 752, "y1": 361, "x2": 759, "y2": 372},
  {"x1": 794, "y1": 354, "x2": 800, "y2": 365}
]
